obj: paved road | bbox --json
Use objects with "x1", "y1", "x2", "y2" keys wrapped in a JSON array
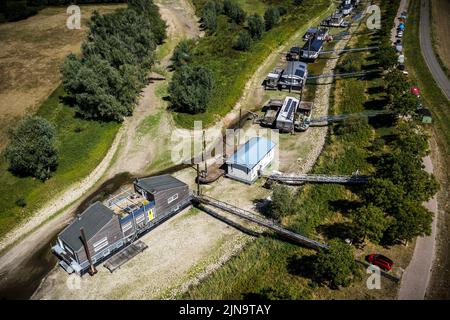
[{"x1": 419, "y1": 0, "x2": 450, "y2": 100}]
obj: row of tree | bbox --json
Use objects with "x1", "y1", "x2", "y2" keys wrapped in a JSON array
[{"x1": 61, "y1": 0, "x2": 166, "y2": 121}]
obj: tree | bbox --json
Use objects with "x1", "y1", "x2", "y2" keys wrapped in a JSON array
[
  {"x1": 171, "y1": 39, "x2": 194, "y2": 68},
  {"x1": 376, "y1": 151, "x2": 439, "y2": 203},
  {"x1": 384, "y1": 201, "x2": 433, "y2": 244},
  {"x1": 350, "y1": 204, "x2": 391, "y2": 243},
  {"x1": 267, "y1": 185, "x2": 299, "y2": 220},
  {"x1": 385, "y1": 69, "x2": 410, "y2": 100},
  {"x1": 390, "y1": 93, "x2": 418, "y2": 116},
  {"x1": 311, "y1": 239, "x2": 360, "y2": 289},
  {"x1": 234, "y1": 31, "x2": 252, "y2": 51},
  {"x1": 264, "y1": 7, "x2": 280, "y2": 31},
  {"x1": 5, "y1": 116, "x2": 58, "y2": 180},
  {"x1": 247, "y1": 14, "x2": 264, "y2": 40},
  {"x1": 168, "y1": 65, "x2": 215, "y2": 114},
  {"x1": 377, "y1": 44, "x2": 398, "y2": 70},
  {"x1": 360, "y1": 178, "x2": 405, "y2": 213},
  {"x1": 128, "y1": 0, "x2": 167, "y2": 44},
  {"x1": 392, "y1": 122, "x2": 429, "y2": 158}
]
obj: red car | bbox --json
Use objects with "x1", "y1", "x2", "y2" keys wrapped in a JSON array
[{"x1": 366, "y1": 254, "x2": 394, "y2": 271}]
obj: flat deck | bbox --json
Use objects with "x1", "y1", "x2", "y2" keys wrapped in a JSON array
[{"x1": 104, "y1": 241, "x2": 148, "y2": 273}]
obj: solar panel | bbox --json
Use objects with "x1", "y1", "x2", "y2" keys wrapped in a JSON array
[{"x1": 286, "y1": 100, "x2": 295, "y2": 120}]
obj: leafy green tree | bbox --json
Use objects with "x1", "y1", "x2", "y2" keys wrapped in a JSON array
[
  {"x1": 376, "y1": 151, "x2": 439, "y2": 203},
  {"x1": 385, "y1": 69, "x2": 410, "y2": 100},
  {"x1": 128, "y1": 0, "x2": 167, "y2": 44},
  {"x1": 350, "y1": 204, "x2": 391, "y2": 243},
  {"x1": 234, "y1": 30, "x2": 252, "y2": 51},
  {"x1": 360, "y1": 178, "x2": 405, "y2": 213},
  {"x1": 5, "y1": 116, "x2": 58, "y2": 180},
  {"x1": 267, "y1": 185, "x2": 299, "y2": 220},
  {"x1": 377, "y1": 44, "x2": 398, "y2": 70},
  {"x1": 168, "y1": 65, "x2": 215, "y2": 114},
  {"x1": 171, "y1": 39, "x2": 194, "y2": 68},
  {"x1": 311, "y1": 239, "x2": 360, "y2": 289},
  {"x1": 264, "y1": 7, "x2": 280, "y2": 30},
  {"x1": 247, "y1": 14, "x2": 264, "y2": 40},
  {"x1": 392, "y1": 122, "x2": 429, "y2": 157},
  {"x1": 390, "y1": 93, "x2": 418, "y2": 116},
  {"x1": 384, "y1": 201, "x2": 433, "y2": 244}
]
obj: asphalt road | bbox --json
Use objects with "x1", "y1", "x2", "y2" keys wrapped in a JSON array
[{"x1": 419, "y1": 0, "x2": 450, "y2": 100}]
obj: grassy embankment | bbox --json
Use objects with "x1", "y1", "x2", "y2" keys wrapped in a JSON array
[
  {"x1": 430, "y1": 0, "x2": 450, "y2": 77},
  {"x1": 172, "y1": 0, "x2": 331, "y2": 128},
  {"x1": 0, "y1": 86, "x2": 120, "y2": 239},
  {"x1": 182, "y1": 0, "x2": 414, "y2": 300},
  {"x1": 405, "y1": 0, "x2": 450, "y2": 299}
]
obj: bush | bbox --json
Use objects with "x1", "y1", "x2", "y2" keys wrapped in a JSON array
[
  {"x1": 223, "y1": 0, "x2": 246, "y2": 24},
  {"x1": 264, "y1": 7, "x2": 280, "y2": 31},
  {"x1": 201, "y1": 1, "x2": 219, "y2": 33},
  {"x1": 169, "y1": 65, "x2": 215, "y2": 114},
  {"x1": 247, "y1": 14, "x2": 264, "y2": 40},
  {"x1": 4, "y1": 116, "x2": 58, "y2": 180},
  {"x1": 267, "y1": 185, "x2": 299, "y2": 220},
  {"x1": 234, "y1": 31, "x2": 252, "y2": 51},
  {"x1": 15, "y1": 198, "x2": 27, "y2": 208},
  {"x1": 171, "y1": 39, "x2": 195, "y2": 68}
]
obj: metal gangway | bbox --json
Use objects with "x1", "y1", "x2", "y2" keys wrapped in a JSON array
[
  {"x1": 267, "y1": 173, "x2": 370, "y2": 184},
  {"x1": 309, "y1": 110, "x2": 391, "y2": 125},
  {"x1": 307, "y1": 69, "x2": 380, "y2": 80},
  {"x1": 319, "y1": 46, "x2": 379, "y2": 55},
  {"x1": 193, "y1": 194, "x2": 328, "y2": 250}
]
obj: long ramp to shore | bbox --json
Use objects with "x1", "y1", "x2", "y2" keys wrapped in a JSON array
[{"x1": 193, "y1": 194, "x2": 328, "y2": 250}]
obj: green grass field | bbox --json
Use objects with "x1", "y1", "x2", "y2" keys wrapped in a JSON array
[
  {"x1": 0, "y1": 86, "x2": 119, "y2": 239},
  {"x1": 172, "y1": 0, "x2": 331, "y2": 128}
]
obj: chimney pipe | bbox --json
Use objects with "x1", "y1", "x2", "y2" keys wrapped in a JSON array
[{"x1": 80, "y1": 227, "x2": 97, "y2": 276}]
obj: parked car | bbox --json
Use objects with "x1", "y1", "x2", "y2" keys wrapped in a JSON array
[
  {"x1": 366, "y1": 254, "x2": 394, "y2": 271},
  {"x1": 396, "y1": 44, "x2": 403, "y2": 52},
  {"x1": 397, "y1": 30, "x2": 403, "y2": 38}
]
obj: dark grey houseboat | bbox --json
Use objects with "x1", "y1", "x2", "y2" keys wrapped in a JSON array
[{"x1": 53, "y1": 174, "x2": 191, "y2": 275}]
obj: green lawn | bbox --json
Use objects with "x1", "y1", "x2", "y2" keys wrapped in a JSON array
[
  {"x1": 172, "y1": 0, "x2": 331, "y2": 128},
  {"x1": 0, "y1": 86, "x2": 119, "y2": 239}
]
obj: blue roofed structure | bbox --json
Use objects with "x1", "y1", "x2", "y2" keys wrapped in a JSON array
[{"x1": 226, "y1": 137, "x2": 276, "y2": 184}]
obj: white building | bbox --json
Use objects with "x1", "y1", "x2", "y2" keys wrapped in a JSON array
[{"x1": 226, "y1": 137, "x2": 276, "y2": 184}]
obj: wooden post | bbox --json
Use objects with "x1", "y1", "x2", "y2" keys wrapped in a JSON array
[
  {"x1": 80, "y1": 227, "x2": 97, "y2": 276},
  {"x1": 196, "y1": 163, "x2": 201, "y2": 196},
  {"x1": 203, "y1": 130, "x2": 207, "y2": 174}
]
